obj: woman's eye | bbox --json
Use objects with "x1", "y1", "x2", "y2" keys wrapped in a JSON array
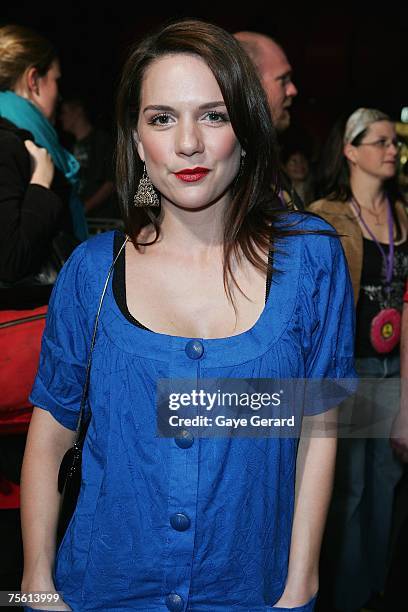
[
  {"x1": 205, "y1": 111, "x2": 229, "y2": 123},
  {"x1": 149, "y1": 113, "x2": 172, "y2": 126}
]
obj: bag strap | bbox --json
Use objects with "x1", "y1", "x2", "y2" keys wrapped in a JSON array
[{"x1": 75, "y1": 235, "x2": 128, "y2": 441}]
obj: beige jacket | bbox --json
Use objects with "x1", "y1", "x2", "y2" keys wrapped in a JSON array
[{"x1": 309, "y1": 198, "x2": 407, "y2": 306}]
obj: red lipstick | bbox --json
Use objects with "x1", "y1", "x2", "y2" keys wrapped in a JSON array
[{"x1": 174, "y1": 167, "x2": 210, "y2": 182}]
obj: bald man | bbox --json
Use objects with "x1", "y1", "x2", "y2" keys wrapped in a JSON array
[
  {"x1": 234, "y1": 31, "x2": 298, "y2": 132},
  {"x1": 234, "y1": 31, "x2": 303, "y2": 209}
]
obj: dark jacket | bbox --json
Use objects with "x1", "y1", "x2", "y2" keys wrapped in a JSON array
[{"x1": 0, "y1": 117, "x2": 74, "y2": 308}]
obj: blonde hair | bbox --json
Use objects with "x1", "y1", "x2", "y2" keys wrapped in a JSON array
[
  {"x1": 343, "y1": 107, "x2": 390, "y2": 144},
  {"x1": 0, "y1": 24, "x2": 56, "y2": 91}
]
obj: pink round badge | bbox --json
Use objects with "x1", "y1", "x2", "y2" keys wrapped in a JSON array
[{"x1": 370, "y1": 308, "x2": 401, "y2": 353}]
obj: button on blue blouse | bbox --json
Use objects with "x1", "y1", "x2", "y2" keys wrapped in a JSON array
[
  {"x1": 174, "y1": 429, "x2": 194, "y2": 449},
  {"x1": 165, "y1": 593, "x2": 184, "y2": 611},
  {"x1": 170, "y1": 512, "x2": 191, "y2": 532},
  {"x1": 30, "y1": 215, "x2": 355, "y2": 611},
  {"x1": 185, "y1": 339, "x2": 204, "y2": 359}
]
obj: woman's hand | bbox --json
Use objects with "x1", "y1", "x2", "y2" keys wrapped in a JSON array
[
  {"x1": 271, "y1": 584, "x2": 317, "y2": 608},
  {"x1": 24, "y1": 140, "x2": 55, "y2": 189}
]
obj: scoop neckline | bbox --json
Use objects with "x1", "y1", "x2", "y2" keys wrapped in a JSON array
[
  {"x1": 96, "y1": 223, "x2": 302, "y2": 363},
  {"x1": 111, "y1": 230, "x2": 276, "y2": 343}
]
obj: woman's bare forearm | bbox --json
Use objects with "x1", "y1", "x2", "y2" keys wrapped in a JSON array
[
  {"x1": 20, "y1": 407, "x2": 76, "y2": 590},
  {"x1": 276, "y1": 410, "x2": 337, "y2": 606},
  {"x1": 289, "y1": 433, "x2": 336, "y2": 587}
]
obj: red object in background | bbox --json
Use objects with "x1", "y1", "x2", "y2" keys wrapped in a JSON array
[
  {"x1": 0, "y1": 474, "x2": 20, "y2": 509},
  {"x1": 0, "y1": 305, "x2": 47, "y2": 434},
  {"x1": 404, "y1": 280, "x2": 408, "y2": 304},
  {"x1": 0, "y1": 307, "x2": 46, "y2": 509}
]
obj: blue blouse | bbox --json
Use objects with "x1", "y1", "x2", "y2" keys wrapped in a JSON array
[{"x1": 30, "y1": 214, "x2": 355, "y2": 611}]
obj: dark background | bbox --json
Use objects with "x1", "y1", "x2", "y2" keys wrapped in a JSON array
[{"x1": 2, "y1": 4, "x2": 408, "y2": 151}]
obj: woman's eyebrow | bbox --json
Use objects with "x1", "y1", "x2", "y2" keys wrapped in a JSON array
[
  {"x1": 143, "y1": 101, "x2": 226, "y2": 113},
  {"x1": 143, "y1": 105, "x2": 174, "y2": 113},
  {"x1": 198, "y1": 101, "x2": 226, "y2": 110}
]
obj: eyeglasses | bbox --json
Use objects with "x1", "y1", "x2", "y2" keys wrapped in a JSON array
[{"x1": 357, "y1": 138, "x2": 402, "y2": 151}]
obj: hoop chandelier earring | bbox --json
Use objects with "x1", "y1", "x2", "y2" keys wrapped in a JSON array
[{"x1": 133, "y1": 163, "x2": 160, "y2": 207}]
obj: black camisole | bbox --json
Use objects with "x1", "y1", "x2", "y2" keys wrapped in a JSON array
[{"x1": 112, "y1": 231, "x2": 273, "y2": 333}]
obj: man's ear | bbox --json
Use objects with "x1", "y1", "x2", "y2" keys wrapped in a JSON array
[
  {"x1": 344, "y1": 142, "x2": 357, "y2": 165},
  {"x1": 133, "y1": 130, "x2": 145, "y2": 162}
]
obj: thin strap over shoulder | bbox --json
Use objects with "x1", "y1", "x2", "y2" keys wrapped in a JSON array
[
  {"x1": 75, "y1": 235, "x2": 128, "y2": 440},
  {"x1": 113, "y1": 230, "x2": 151, "y2": 331}
]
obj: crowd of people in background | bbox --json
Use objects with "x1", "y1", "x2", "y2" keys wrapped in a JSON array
[
  {"x1": 59, "y1": 97, "x2": 119, "y2": 220},
  {"x1": 0, "y1": 18, "x2": 407, "y2": 612}
]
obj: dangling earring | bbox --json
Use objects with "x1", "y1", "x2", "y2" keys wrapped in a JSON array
[{"x1": 133, "y1": 163, "x2": 160, "y2": 207}]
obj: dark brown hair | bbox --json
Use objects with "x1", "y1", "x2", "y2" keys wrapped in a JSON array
[
  {"x1": 0, "y1": 25, "x2": 56, "y2": 91},
  {"x1": 116, "y1": 19, "x2": 291, "y2": 300}
]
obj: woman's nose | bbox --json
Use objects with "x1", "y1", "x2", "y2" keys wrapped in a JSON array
[
  {"x1": 389, "y1": 141, "x2": 399, "y2": 155},
  {"x1": 175, "y1": 119, "x2": 204, "y2": 156}
]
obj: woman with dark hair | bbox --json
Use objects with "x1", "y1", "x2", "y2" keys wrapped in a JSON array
[
  {"x1": 20, "y1": 20, "x2": 354, "y2": 611},
  {"x1": 310, "y1": 109, "x2": 408, "y2": 611}
]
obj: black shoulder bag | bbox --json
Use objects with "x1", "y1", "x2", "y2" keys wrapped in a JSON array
[{"x1": 57, "y1": 236, "x2": 128, "y2": 544}]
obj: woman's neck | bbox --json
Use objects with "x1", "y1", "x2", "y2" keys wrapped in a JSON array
[
  {"x1": 149, "y1": 194, "x2": 230, "y2": 258},
  {"x1": 350, "y1": 173, "x2": 386, "y2": 212}
]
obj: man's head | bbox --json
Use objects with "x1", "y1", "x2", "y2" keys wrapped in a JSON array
[{"x1": 234, "y1": 31, "x2": 297, "y2": 132}]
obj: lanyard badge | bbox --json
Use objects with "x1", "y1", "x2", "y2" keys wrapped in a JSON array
[{"x1": 351, "y1": 196, "x2": 401, "y2": 353}]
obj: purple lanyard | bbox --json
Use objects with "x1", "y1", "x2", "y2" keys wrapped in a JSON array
[{"x1": 350, "y1": 196, "x2": 394, "y2": 288}]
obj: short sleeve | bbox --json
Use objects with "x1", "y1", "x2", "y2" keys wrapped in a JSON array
[
  {"x1": 29, "y1": 242, "x2": 92, "y2": 430},
  {"x1": 300, "y1": 225, "x2": 357, "y2": 415}
]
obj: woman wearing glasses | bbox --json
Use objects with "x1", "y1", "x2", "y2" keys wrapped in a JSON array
[{"x1": 310, "y1": 108, "x2": 408, "y2": 612}]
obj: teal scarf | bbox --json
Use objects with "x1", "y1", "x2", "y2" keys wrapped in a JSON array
[{"x1": 0, "y1": 91, "x2": 88, "y2": 241}]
